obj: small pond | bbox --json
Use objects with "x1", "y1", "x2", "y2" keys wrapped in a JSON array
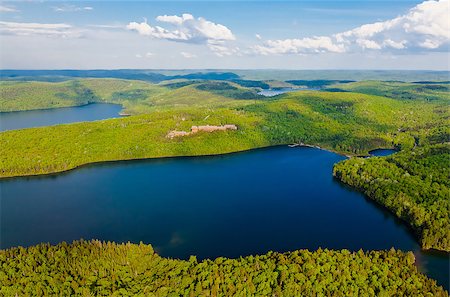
[{"x1": 369, "y1": 148, "x2": 397, "y2": 157}]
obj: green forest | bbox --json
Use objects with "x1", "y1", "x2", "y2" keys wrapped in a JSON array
[
  {"x1": 0, "y1": 79, "x2": 260, "y2": 114},
  {"x1": 327, "y1": 81, "x2": 450, "y2": 102},
  {"x1": 1, "y1": 77, "x2": 449, "y2": 293},
  {"x1": 1, "y1": 86, "x2": 447, "y2": 178},
  {"x1": 0, "y1": 240, "x2": 447, "y2": 296},
  {"x1": 334, "y1": 144, "x2": 450, "y2": 251}
]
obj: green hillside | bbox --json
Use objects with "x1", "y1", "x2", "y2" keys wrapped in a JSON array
[
  {"x1": 2, "y1": 91, "x2": 446, "y2": 178},
  {"x1": 326, "y1": 81, "x2": 450, "y2": 102},
  {"x1": 0, "y1": 79, "x2": 262, "y2": 113},
  {"x1": 334, "y1": 143, "x2": 450, "y2": 251}
]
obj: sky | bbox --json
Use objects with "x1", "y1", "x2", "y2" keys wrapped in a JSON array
[{"x1": 0, "y1": 0, "x2": 449, "y2": 70}]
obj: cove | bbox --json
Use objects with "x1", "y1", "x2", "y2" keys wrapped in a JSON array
[
  {"x1": 0, "y1": 146, "x2": 448, "y2": 289},
  {"x1": 0, "y1": 103, "x2": 122, "y2": 132}
]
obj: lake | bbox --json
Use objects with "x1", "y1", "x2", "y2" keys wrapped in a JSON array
[
  {"x1": 0, "y1": 146, "x2": 448, "y2": 290},
  {"x1": 0, "y1": 103, "x2": 122, "y2": 131},
  {"x1": 369, "y1": 148, "x2": 398, "y2": 156},
  {"x1": 258, "y1": 88, "x2": 302, "y2": 97}
]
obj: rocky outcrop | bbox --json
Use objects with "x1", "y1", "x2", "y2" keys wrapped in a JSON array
[{"x1": 167, "y1": 124, "x2": 237, "y2": 139}]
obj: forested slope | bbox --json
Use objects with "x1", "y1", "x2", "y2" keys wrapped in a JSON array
[
  {"x1": 0, "y1": 240, "x2": 447, "y2": 296},
  {"x1": 334, "y1": 143, "x2": 450, "y2": 251},
  {"x1": 2, "y1": 91, "x2": 446, "y2": 178},
  {"x1": 0, "y1": 79, "x2": 262, "y2": 113},
  {"x1": 326, "y1": 81, "x2": 450, "y2": 102}
]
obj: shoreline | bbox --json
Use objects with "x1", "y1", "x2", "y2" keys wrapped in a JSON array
[
  {"x1": 0, "y1": 101, "x2": 123, "y2": 114},
  {"x1": 0, "y1": 143, "x2": 357, "y2": 180},
  {"x1": 334, "y1": 176, "x2": 450, "y2": 254}
]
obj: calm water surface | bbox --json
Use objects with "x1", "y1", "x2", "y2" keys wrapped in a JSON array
[
  {"x1": 258, "y1": 88, "x2": 302, "y2": 97},
  {"x1": 369, "y1": 148, "x2": 398, "y2": 156},
  {"x1": 0, "y1": 103, "x2": 122, "y2": 131},
  {"x1": 0, "y1": 146, "x2": 448, "y2": 289}
]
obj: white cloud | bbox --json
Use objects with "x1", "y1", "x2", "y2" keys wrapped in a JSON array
[
  {"x1": 127, "y1": 13, "x2": 235, "y2": 44},
  {"x1": 156, "y1": 14, "x2": 193, "y2": 25},
  {"x1": 253, "y1": 0, "x2": 450, "y2": 55},
  {"x1": 0, "y1": 5, "x2": 18, "y2": 12},
  {"x1": 335, "y1": 0, "x2": 449, "y2": 51},
  {"x1": 253, "y1": 36, "x2": 345, "y2": 55},
  {"x1": 180, "y1": 51, "x2": 197, "y2": 58},
  {"x1": 207, "y1": 40, "x2": 241, "y2": 57},
  {"x1": 126, "y1": 21, "x2": 189, "y2": 41},
  {"x1": 88, "y1": 24, "x2": 123, "y2": 29},
  {"x1": 383, "y1": 39, "x2": 407, "y2": 49},
  {"x1": 0, "y1": 21, "x2": 81, "y2": 38},
  {"x1": 53, "y1": 5, "x2": 93, "y2": 12},
  {"x1": 356, "y1": 39, "x2": 382, "y2": 50},
  {"x1": 419, "y1": 39, "x2": 441, "y2": 49},
  {"x1": 255, "y1": 34, "x2": 261, "y2": 40}
]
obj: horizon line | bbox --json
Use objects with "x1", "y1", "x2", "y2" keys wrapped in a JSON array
[{"x1": 1, "y1": 69, "x2": 449, "y2": 72}]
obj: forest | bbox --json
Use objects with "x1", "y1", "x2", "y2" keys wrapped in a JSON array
[
  {"x1": 0, "y1": 240, "x2": 447, "y2": 296},
  {"x1": 334, "y1": 143, "x2": 450, "y2": 251},
  {"x1": 1, "y1": 76, "x2": 449, "y2": 292},
  {"x1": 1, "y1": 85, "x2": 447, "y2": 178}
]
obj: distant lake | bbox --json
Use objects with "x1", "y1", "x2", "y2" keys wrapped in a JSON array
[
  {"x1": 258, "y1": 88, "x2": 302, "y2": 97},
  {"x1": 0, "y1": 103, "x2": 122, "y2": 131},
  {"x1": 369, "y1": 148, "x2": 397, "y2": 156},
  {"x1": 1, "y1": 146, "x2": 448, "y2": 290}
]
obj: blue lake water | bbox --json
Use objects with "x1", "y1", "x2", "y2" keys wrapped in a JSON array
[
  {"x1": 0, "y1": 146, "x2": 448, "y2": 290},
  {"x1": 258, "y1": 88, "x2": 302, "y2": 97},
  {"x1": 0, "y1": 103, "x2": 122, "y2": 131},
  {"x1": 369, "y1": 148, "x2": 398, "y2": 156}
]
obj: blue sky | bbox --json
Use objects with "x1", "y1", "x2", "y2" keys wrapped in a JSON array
[{"x1": 1, "y1": 1, "x2": 449, "y2": 69}]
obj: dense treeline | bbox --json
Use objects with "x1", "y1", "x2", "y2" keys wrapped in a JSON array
[
  {"x1": 287, "y1": 80, "x2": 354, "y2": 88},
  {"x1": 0, "y1": 240, "x2": 447, "y2": 296},
  {"x1": 334, "y1": 144, "x2": 450, "y2": 251},
  {"x1": 194, "y1": 81, "x2": 265, "y2": 99},
  {"x1": 1, "y1": 90, "x2": 447, "y2": 178},
  {"x1": 0, "y1": 70, "x2": 241, "y2": 83},
  {"x1": 0, "y1": 79, "x2": 261, "y2": 113},
  {"x1": 0, "y1": 79, "x2": 161, "y2": 112},
  {"x1": 230, "y1": 79, "x2": 270, "y2": 89},
  {"x1": 327, "y1": 81, "x2": 450, "y2": 102}
]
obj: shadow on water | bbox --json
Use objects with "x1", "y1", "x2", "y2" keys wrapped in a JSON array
[{"x1": 0, "y1": 146, "x2": 448, "y2": 290}]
